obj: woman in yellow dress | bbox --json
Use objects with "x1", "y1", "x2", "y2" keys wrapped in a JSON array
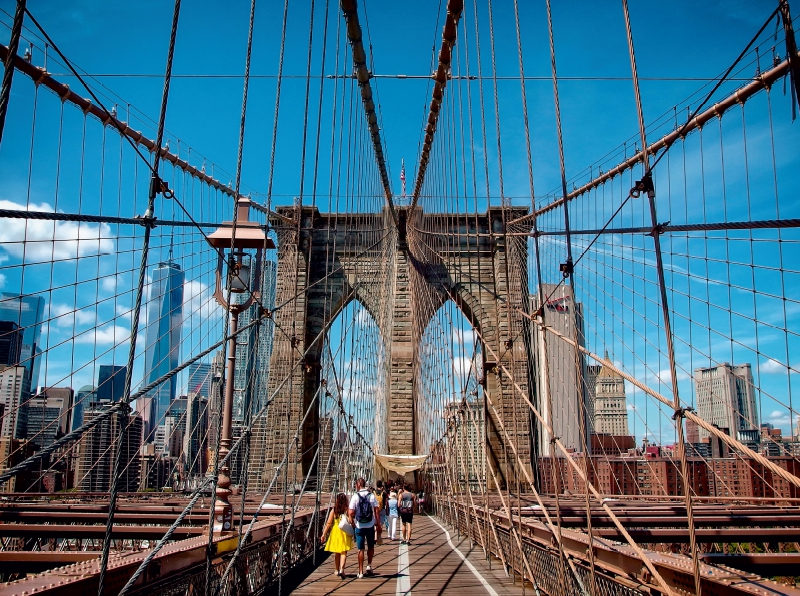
[{"x1": 320, "y1": 493, "x2": 354, "y2": 578}]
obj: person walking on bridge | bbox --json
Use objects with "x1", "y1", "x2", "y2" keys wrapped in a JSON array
[
  {"x1": 399, "y1": 484, "x2": 416, "y2": 545},
  {"x1": 320, "y1": 493, "x2": 354, "y2": 578},
  {"x1": 348, "y1": 477, "x2": 382, "y2": 578}
]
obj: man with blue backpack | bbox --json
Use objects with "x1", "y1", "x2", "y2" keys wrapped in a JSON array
[{"x1": 348, "y1": 477, "x2": 382, "y2": 578}]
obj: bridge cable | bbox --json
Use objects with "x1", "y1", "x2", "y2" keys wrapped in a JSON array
[
  {"x1": 97, "y1": 1, "x2": 183, "y2": 594},
  {"x1": 620, "y1": 1, "x2": 703, "y2": 593}
]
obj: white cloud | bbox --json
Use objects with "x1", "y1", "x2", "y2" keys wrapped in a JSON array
[
  {"x1": 0, "y1": 273, "x2": 5, "y2": 289},
  {"x1": 51, "y1": 303, "x2": 96, "y2": 328},
  {"x1": 182, "y1": 279, "x2": 219, "y2": 325},
  {"x1": 453, "y1": 328, "x2": 476, "y2": 347},
  {"x1": 453, "y1": 356, "x2": 476, "y2": 380},
  {"x1": 0, "y1": 199, "x2": 115, "y2": 261},
  {"x1": 760, "y1": 358, "x2": 787, "y2": 374},
  {"x1": 652, "y1": 368, "x2": 689, "y2": 384},
  {"x1": 74, "y1": 323, "x2": 131, "y2": 345}
]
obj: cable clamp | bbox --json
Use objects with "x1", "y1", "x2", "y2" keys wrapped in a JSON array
[
  {"x1": 259, "y1": 307, "x2": 272, "y2": 320},
  {"x1": 630, "y1": 172, "x2": 654, "y2": 198},
  {"x1": 549, "y1": 436, "x2": 561, "y2": 445},
  {"x1": 149, "y1": 174, "x2": 174, "y2": 199},
  {"x1": 672, "y1": 406, "x2": 694, "y2": 421},
  {"x1": 134, "y1": 210, "x2": 157, "y2": 229},
  {"x1": 559, "y1": 258, "x2": 573, "y2": 276},
  {"x1": 648, "y1": 221, "x2": 670, "y2": 237}
]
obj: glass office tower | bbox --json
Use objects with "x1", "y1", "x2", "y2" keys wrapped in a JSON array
[
  {"x1": 0, "y1": 293, "x2": 45, "y2": 394},
  {"x1": 140, "y1": 261, "x2": 184, "y2": 437}
]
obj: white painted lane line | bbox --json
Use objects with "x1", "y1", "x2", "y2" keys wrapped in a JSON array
[
  {"x1": 396, "y1": 541, "x2": 411, "y2": 595},
  {"x1": 428, "y1": 515, "x2": 500, "y2": 596}
]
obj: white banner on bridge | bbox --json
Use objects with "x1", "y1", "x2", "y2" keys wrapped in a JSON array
[{"x1": 374, "y1": 453, "x2": 428, "y2": 474}]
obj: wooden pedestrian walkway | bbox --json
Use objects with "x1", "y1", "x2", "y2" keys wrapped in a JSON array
[{"x1": 292, "y1": 514, "x2": 525, "y2": 595}]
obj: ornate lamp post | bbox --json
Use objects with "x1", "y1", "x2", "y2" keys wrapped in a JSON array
[{"x1": 206, "y1": 197, "x2": 273, "y2": 534}]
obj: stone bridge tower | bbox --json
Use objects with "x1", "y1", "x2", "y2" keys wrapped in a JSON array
[{"x1": 248, "y1": 205, "x2": 535, "y2": 492}]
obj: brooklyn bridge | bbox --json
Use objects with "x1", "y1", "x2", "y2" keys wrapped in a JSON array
[{"x1": 0, "y1": 0, "x2": 799, "y2": 594}]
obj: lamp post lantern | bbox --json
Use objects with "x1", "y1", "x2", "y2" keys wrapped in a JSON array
[{"x1": 206, "y1": 197, "x2": 273, "y2": 534}]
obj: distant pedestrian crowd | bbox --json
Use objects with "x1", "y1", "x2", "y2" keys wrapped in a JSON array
[{"x1": 320, "y1": 477, "x2": 426, "y2": 579}]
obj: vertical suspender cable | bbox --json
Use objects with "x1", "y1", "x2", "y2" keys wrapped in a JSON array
[
  {"x1": 620, "y1": 1, "x2": 702, "y2": 594},
  {"x1": 98, "y1": 2, "x2": 182, "y2": 594},
  {"x1": 0, "y1": 0, "x2": 25, "y2": 146},
  {"x1": 511, "y1": 0, "x2": 572, "y2": 589},
  {"x1": 543, "y1": 2, "x2": 598, "y2": 593}
]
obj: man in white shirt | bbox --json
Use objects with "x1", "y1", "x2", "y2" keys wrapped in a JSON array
[{"x1": 348, "y1": 477, "x2": 382, "y2": 578}]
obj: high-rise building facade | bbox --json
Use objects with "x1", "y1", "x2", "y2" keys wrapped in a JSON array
[
  {"x1": 76, "y1": 404, "x2": 142, "y2": 492},
  {"x1": 530, "y1": 285, "x2": 590, "y2": 456},
  {"x1": 0, "y1": 293, "x2": 45, "y2": 395},
  {"x1": 592, "y1": 352, "x2": 629, "y2": 436},
  {"x1": 97, "y1": 365, "x2": 127, "y2": 403},
  {"x1": 0, "y1": 321, "x2": 23, "y2": 367},
  {"x1": 694, "y1": 363, "x2": 758, "y2": 441},
  {"x1": 183, "y1": 392, "x2": 208, "y2": 479},
  {"x1": 26, "y1": 387, "x2": 73, "y2": 449},
  {"x1": 72, "y1": 385, "x2": 95, "y2": 431},
  {"x1": 233, "y1": 261, "x2": 276, "y2": 422},
  {"x1": 0, "y1": 366, "x2": 31, "y2": 439},
  {"x1": 139, "y1": 261, "x2": 184, "y2": 437},
  {"x1": 187, "y1": 361, "x2": 212, "y2": 399}
]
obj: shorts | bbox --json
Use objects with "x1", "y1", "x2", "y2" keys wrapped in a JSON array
[
  {"x1": 400, "y1": 512, "x2": 413, "y2": 525},
  {"x1": 355, "y1": 526, "x2": 376, "y2": 551}
]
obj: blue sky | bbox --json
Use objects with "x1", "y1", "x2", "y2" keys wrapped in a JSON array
[{"x1": 0, "y1": 0, "x2": 798, "y2": 448}]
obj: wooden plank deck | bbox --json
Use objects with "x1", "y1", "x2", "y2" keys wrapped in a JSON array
[{"x1": 292, "y1": 514, "x2": 526, "y2": 595}]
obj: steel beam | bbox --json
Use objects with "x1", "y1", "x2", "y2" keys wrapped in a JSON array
[
  {"x1": 510, "y1": 49, "x2": 800, "y2": 224},
  {"x1": 339, "y1": 0, "x2": 395, "y2": 215},
  {"x1": 410, "y1": 0, "x2": 464, "y2": 209},
  {"x1": 0, "y1": 43, "x2": 236, "y2": 198}
]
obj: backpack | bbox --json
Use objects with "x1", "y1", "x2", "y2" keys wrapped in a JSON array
[
  {"x1": 356, "y1": 492, "x2": 373, "y2": 524},
  {"x1": 399, "y1": 492, "x2": 414, "y2": 514}
]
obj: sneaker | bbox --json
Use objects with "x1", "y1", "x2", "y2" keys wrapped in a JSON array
[
  {"x1": 340, "y1": 572, "x2": 347, "y2": 579},
  {"x1": 365, "y1": 567, "x2": 374, "y2": 576},
  {"x1": 357, "y1": 573, "x2": 364, "y2": 579},
  {"x1": 334, "y1": 571, "x2": 340, "y2": 577}
]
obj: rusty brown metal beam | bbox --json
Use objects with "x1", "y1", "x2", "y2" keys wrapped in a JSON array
[
  {"x1": 511, "y1": 50, "x2": 800, "y2": 225},
  {"x1": 0, "y1": 44, "x2": 237, "y2": 198},
  {"x1": 699, "y1": 553, "x2": 800, "y2": 577},
  {"x1": 0, "y1": 552, "x2": 99, "y2": 575},
  {"x1": 0, "y1": 524, "x2": 203, "y2": 539},
  {"x1": 410, "y1": 0, "x2": 464, "y2": 210},
  {"x1": 0, "y1": 509, "x2": 322, "y2": 596},
  {"x1": 339, "y1": 0, "x2": 395, "y2": 217}
]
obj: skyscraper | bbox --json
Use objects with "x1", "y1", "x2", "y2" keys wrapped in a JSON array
[
  {"x1": 97, "y1": 365, "x2": 128, "y2": 403},
  {"x1": 233, "y1": 260, "x2": 276, "y2": 421},
  {"x1": 77, "y1": 404, "x2": 142, "y2": 492},
  {"x1": 0, "y1": 321, "x2": 23, "y2": 367},
  {"x1": 530, "y1": 285, "x2": 590, "y2": 456},
  {"x1": 0, "y1": 293, "x2": 45, "y2": 394},
  {"x1": 72, "y1": 385, "x2": 95, "y2": 431},
  {"x1": 183, "y1": 392, "x2": 208, "y2": 479},
  {"x1": 591, "y1": 352, "x2": 630, "y2": 436},
  {"x1": 0, "y1": 366, "x2": 30, "y2": 439},
  {"x1": 694, "y1": 363, "x2": 758, "y2": 441},
  {"x1": 140, "y1": 261, "x2": 184, "y2": 437},
  {"x1": 187, "y1": 361, "x2": 212, "y2": 399},
  {"x1": 26, "y1": 389, "x2": 73, "y2": 450}
]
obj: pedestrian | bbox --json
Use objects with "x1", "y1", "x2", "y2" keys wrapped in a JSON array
[
  {"x1": 387, "y1": 490, "x2": 399, "y2": 540},
  {"x1": 399, "y1": 483, "x2": 416, "y2": 545},
  {"x1": 348, "y1": 477, "x2": 382, "y2": 578},
  {"x1": 417, "y1": 488, "x2": 426, "y2": 513},
  {"x1": 375, "y1": 481, "x2": 387, "y2": 532},
  {"x1": 320, "y1": 493, "x2": 354, "y2": 578}
]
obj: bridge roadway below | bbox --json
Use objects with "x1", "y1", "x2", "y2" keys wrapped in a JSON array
[{"x1": 292, "y1": 514, "x2": 523, "y2": 596}]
